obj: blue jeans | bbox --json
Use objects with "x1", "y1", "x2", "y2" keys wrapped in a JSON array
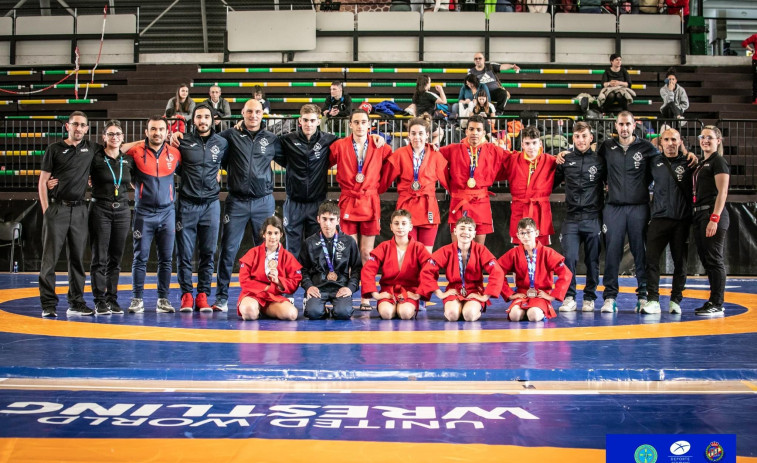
[
  {"x1": 132, "y1": 205, "x2": 175, "y2": 299},
  {"x1": 176, "y1": 199, "x2": 220, "y2": 295},
  {"x1": 559, "y1": 218, "x2": 601, "y2": 301},
  {"x1": 602, "y1": 204, "x2": 649, "y2": 300},
  {"x1": 215, "y1": 194, "x2": 275, "y2": 301}
]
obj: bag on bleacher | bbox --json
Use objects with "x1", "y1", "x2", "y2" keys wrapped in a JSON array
[
  {"x1": 540, "y1": 134, "x2": 570, "y2": 154},
  {"x1": 373, "y1": 100, "x2": 404, "y2": 117}
]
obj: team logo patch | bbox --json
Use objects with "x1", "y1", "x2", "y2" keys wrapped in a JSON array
[
  {"x1": 335, "y1": 241, "x2": 346, "y2": 252},
  {"x1": 705, "y1": 442, "x2": 724, "y2": 462},
  {"x1": 675, "y1": 165, "x2": 685, "y2": 181},
  {"x1": 210, "y1": 145, "x2": 220, "y2": 155},
  {"x1": 283, "y1": 217, "x2": 288, "y2": 227},
  {"x1": 133, "y1": 230, "x2": 142, "y2": 239},
  {"x1": 633, "y1": 153, "x2": 643, "y2": 162},
  {"x1": 602, "y1": 224, "x2": 608, "y2": 234},
  {"x1": 176, "y1": 221, "x2": 183, "y2": 232},
  {"x1": 634, "y1": 444, "x2": 657, "y2": 463},
  {"x1": 223, "y1": 214, "x2": 230, "y2": 224},
  {"x1": 313, "y1": 142, "x2": 322, "y2": 159}
]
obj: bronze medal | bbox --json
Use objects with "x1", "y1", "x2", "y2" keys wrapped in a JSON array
[
  {"x1": 527, "y1": 288, "x2": 538, "y2": 298},
  {"x1": 467, "y1": 177, "x2": 477, "y2": 189},
  {"x1": 267, "y1": 259, "x2": 278, "y2": 270},
  {"x1": 327, "y1": 271, "x2": 338, "y2": 281},
  {"x1": 355, "y1": 173, "x2": 365, "y2": 183},
  {"x1": 411, "y1": 180, "x2": 421, "y2": 191},
  {"x1": 460, "y1": 287, "x2": 467, "y2": 297}
]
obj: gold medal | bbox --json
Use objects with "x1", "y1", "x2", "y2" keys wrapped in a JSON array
[
  {"x1": 467, "y1": 177, "x2": 476, "y2": 188},
  {"x1": 527, "y1": 288, "x2": 538, "y2": 298},
  {"x1": 267, "y1": 259, "x2": 278, "y2": 270},
  {"x1": 355, "y1": 173, "x2": 365, "y2": 183},
  {"x1": 114, "y1": 187, "x2": 119, "y2": 197},
  {"x1": 327, "y1": 271, "x2": 338, "y2": 281},
  {"x1": 411, "y1": 180, "x2": 421, "y2": 191}
]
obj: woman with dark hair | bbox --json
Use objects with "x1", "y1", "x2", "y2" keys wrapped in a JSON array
[
  {"x1": 410, "y1": 75, "x2": 447, "y2": 117},
  {"x1": 660, "y1": 68, "x2": 689, "y2": 122},
  {"x1": 598, "y1": 54, "x2": 634, "y2": 113},
  {"x1": 165, "y1": 83, "x2": 195, "y2": 120},
  {"x1": 692, "y1": 125, "x2": 730, "y2": 316},
  {"x1": 453, "y1": 74, "x2": 490, "y2": 121},
  {"x1": 236, "y1": 216, "x2": 302, "y2": 321}
]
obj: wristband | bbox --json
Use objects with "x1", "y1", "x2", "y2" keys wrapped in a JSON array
[{"x1": 710, "y1": 214, "x2": 720, "y2": 223}]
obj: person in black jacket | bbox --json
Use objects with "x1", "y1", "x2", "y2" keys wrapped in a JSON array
[
  {"x1": 175, "y1": 104, "x2": 229, "y2": 312},
  {"x1": 641, "y1": 128, "x2": 693, "y2": 315},
  {"x1": 299, "y1": 201, "x2": 362, "y2": 320},
  {"x1": 322, "y1": 81, "x2": 352, "y2": 119},
  {"x1": 213, "y1": 99, "x2": 282, "y2": 312},
  {"x1": 276, "y1": 104, "x2": 338, "y2": 259},
  {"x1": 554, "y1": 121, "x2": 606, "y2": 313}
]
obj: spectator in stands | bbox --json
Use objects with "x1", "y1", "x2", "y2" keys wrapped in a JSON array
[
  {"x1": 468, "y1": 52, "x2": 519, "y2": 113},
  {"x1": 471, "y1": 91, "x2": 496, "y2": 134},
  {"x1": 252, "y1": 85, "x2": 272, "y2": 114},
  {"x1": 578, "y1": 0, "x2": 603, "y2": 13},
  {"x1": 659, "y1": 68, "x2": 689, "y2": 123},
  {"x1": 743, "y1": 33, "x2": 757, "y2": 104},
  {"x1": 38, "y1": 111, "x2": 96, "y2": 318},
  {"x1": 165, "y1": 83, "x2": 195, "y2": 120},
  {"x1": 322, "y1": 81, "x2": 352, "y2": 119},
  {"x1": 598, "y1": 54, "x2": 635, "y2": 113},
  {"x1": 409, "y1": 75, "x2": 447, "y2": 116},
  {"x1": 213, "y1": 99, "x2": 282, "y2": 312},
  {"x1": 452, "y1": 74, "x2": 490, "y2": 123},
  {"x1": 203, "y1": 85, "x2": 232, "y2": 131},
  {"x1": 661, "y1": 0, "x2": 689, "y2": 30},
  {"x1": 692, "y1": 125, "x2": 729, "y2": 317}
]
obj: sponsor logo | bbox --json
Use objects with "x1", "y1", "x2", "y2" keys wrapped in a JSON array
[
  {"x1": 335, "y1": 241, "x2": 346, "y2": 252},
  {"x1": 705, "y1": 442, "x2": 724, "y2": 462},
  {"x1": 602, "y1": 224, "x2": 608, "y2": 234},
  {"x1": 176, "y1": 221, "x2": 183, "y2": 232},
  {"x1": 634, "y1": 444, "x2": 658, "y2": 463},
  {"x1": 657, "y1": 162, "x2": 664, "y2": 167},
  {"x1": 80, "y1": 148, "x2": 89, "y2": 153},
  {"x1": 240, "y1": 134, "x2": 247, "y2": 138},
  {"x1": 588, "y1": 166, "x2": 597, "y2": 174},
  {"x1": 133, "y1": 230, "x2": 142, "y2": 239},
  {"x1": 670, "y1": 441, "x2": 691, "y2": 455},
  {"x1": 260, "y1": 138, "x2": 270, "y2": 148},
  {"x1": 283, "y1": 217, "x2": 288, "y2": 227},
  {"x1": 190, "y1": 143, "x2": 198, "y2": 148},
  {"x1": 223, "y1": 214, "x2": 230, "y2": 224}
]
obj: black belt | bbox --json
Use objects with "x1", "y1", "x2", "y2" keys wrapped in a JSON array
[
  {"x1": 91, "y1": 198, "x2": 129, "y2": 209},
  {"x1": 51, "y1": 199, "x2": 83, "y2": 207},
  {"x1": 180, "y1": 195, "x2": 218, "y2": 205},
  {"x1": 693, "y1": 204, "x2": 711, "y2": 213},
  {"x1": 230, "y1": 193, "x2": 268, "y2": 201}
]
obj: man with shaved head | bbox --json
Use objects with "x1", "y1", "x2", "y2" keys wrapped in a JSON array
[
  {"x1": 213, "y1": 99, "x2": 282, "y2": 312},
  {"x1": 641, "y1": 128, "x2": 694, "y2": 315},
  {"x1": 468, "y1": 52, "x2": 520, "y2": 113}
]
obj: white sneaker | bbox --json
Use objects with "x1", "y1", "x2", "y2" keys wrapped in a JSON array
[
  {"x1": 156, "y1": 298, "x2": 176, "y2": 313},
  {"x1": 582, "y1": 300, "x2": 595, "y2": 312},
  {"x1": 669, "y1": 301, "x2": 682, "y2": 314},
  {"x1": 641, "y1": 300, "x2": 661, "y2": 314},
  {"x1": 128, "y1": 298, "x2": 144, "y2": 314},
  {"x1": 559, "y1": 296, "x2": 577, "y2": 312},
  {"x1": 600, "y1": 298, "x2": 616, "y2": 313},
  {"x1": 212, "y1": 299, "x2": 228, "y2": 312},
  {"x1": 635, "y1": 299, "x2": 648, "y2": 313}
]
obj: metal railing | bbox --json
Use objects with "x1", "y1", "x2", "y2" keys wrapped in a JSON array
[{"x1": 2, "y1": 116, "x2": 755, "y2": 194}]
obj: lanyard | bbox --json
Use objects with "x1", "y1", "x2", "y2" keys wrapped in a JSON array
[
  {"x1": 525, "y1": 247, "x2": 537, "y2": 288},
  {"x1": 457, "y1": 246, "x2": 470, "y2": 291},
  {"x1": 104, "y1": 155, "x2": 123, "y2": 196},
  {"x1": 265, "y1": 244, "x2": 280, "y2": 271},
  {"x1": 525, "y1": 153, "x2": 539, "y2": 186},
  {"x1": 412, "y1": 147, "x2": 425, "y2": 183},
  {"x1": 467, "y1": 146, "x2": 479, "y2": 180},
  {"x1": 319, "y1": 232, "x2": 338, "y2": 273},
  {"x1": 692, "y1": 161, "x2": 706, "y2": 204},
  {"x1": 352, "y1": 138, "x2": 368, "y2": 175}
]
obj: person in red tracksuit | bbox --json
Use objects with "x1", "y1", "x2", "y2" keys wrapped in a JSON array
[
  {"x1": 330, "y1": 109, "x2": 392, "y2": 311},
  {"x1": 236, "y1": 216, "x2": 301, "y2": 321},
  {"x1": 419, "y1": 216, "x2": 505, "y2": 322},
  {"x1": 380, "y1": 113, "x2": 448, "y2": 252},
  {"x1": 439, "y1": 114, "x2": 511, "y2": 245},
  {"x1": 361, "y1": 210, "x2": 432, "y2": 320},
  {"x1": 498, "y1": 217, "x2": 572, "y2": 322},
  {"x1": 498, "y1": 125, "x2": 557, "y2": 246}
]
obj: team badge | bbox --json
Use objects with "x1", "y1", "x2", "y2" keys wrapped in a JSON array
[
  {"x1": 313, "y1": 142, "x2": 322, "y2": 159},
  {"x1": 133, "y1": 230, "x2": 142, "y2": 239},
  {"x1": 588, "y1": 165, "x2": 597, "y2": 181},
  {"x1": 705, "y1": 442, "x2": 724, "y2": 462},
  {"x1": 283, "y1": 216, "x2": 288, "y2": 227},
  {"x1": 633, "y1": 152, "x2": 643, "y2": 169},
  {"x1": 224, "y1": 214, "x2": 230, "y2": 224},
  {"x1": 633, "y1": 444, "x2": 657, "y2": 463},
  {"x1": 675, "y1": 165, "x2": 685, "y2": 181},
  {"x1": 335, "y1": 241, "x2": 346, "y2": 252},
  {"x1": 176, "y1": 221, "x2": 183, "y2": 232},
  {"x1": 602, "y1": 224, "x2": 608, "y2": 234}
]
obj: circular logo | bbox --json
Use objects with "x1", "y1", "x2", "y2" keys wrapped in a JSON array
[
  {"x1": 634, "y1": 444, "x2": 658, "y2": 463},
  {"x1": 670, "y1": 441, "x2": 691, "y2": 455},
  {"x1": 705, "y1": 442, "x2": 724, "y2": 462}
]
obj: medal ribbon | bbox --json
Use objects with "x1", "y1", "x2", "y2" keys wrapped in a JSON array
[
  {"x1": 265, "y1": 244, "x2": 280, "y2": 271},
  {"x1": 412, "y1": 148, "x2": 425, "y2": 183},
  {"x1": 692, "y1": 162, "x2": 704, "y2": 204},
  {"x1": 352, "y1": 138, "x2": 368, "y2": 176},
  {"x1": 525, "y1": 247, "x2": 537, "y2": 288},
  {"x1": 319, "y1": 232, "x2": 338, "y2": 274},
  {"x1": 525, "y1": 152, "x2": 539, "y2": 186},
  {"x1": 104, "y1": 155, "x2": 123, "y2": 197},
  {"x1": 467, "y1": 146, "x2": 478, "y2": 181},
  {"x1": 457, "y1": 247, "x2": 470, "y2": 293}
]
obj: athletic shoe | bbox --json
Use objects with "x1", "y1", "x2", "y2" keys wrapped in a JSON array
[
  {"x1": 157, "y1": 298, "x2": 176, "y2": 314},
  {"x1": 669, "y1": 301, "x2": 682, "y2": 314},
  {"x1": 128, "y1": 298, "x2": 144, "y2": 314},
  {"x1": 67, "y1": 302, "x2": 94, "y2": 316},
  {"x1": 600, "y1": 298, "x2": 617, "y2": 313},
  {"x1": 95, "y1": 301, "x2": 112, "y2": 315},
  {"x1": 109, "y1": 300, "x2": 124, "y2": 315},
  {"x1": 582, "y1": 300, "x2": 595, "y2": 312},
  {"x1": 195, "y1": 292, "x2": 212, "y2": 313},
  {"x1": 180, "y1": 293, "x2": 194, "y2": 313},
  {"x1": 212, "y1": 299, "x2": 228, "y2": 312},
  {"x1": 41, "y1": 307, "x2": 57, "y2": 318},
  {"x1": 559, "y1": 296, "x2": 577, "y2": 312},
  {"x1": 579, "y1": 96, "x2": 589, "y2": 113},
  {"x1": 635, "y1": 299, "x2": 647, "y2": 313},
  {"x1": 641, "y1": 300, "x2": 661, "y2": 314},
  {"x1": 695, "y1": 301, "x2": 724, "y2": 317}
]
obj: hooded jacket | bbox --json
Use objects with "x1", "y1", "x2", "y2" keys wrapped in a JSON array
[{"x1": 177, "y1": 104, "x2": 229, "y2": 203}]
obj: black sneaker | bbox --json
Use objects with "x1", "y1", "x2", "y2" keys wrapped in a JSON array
[
  {"x1": 95, "y1": 301, "x2": 111, "y2": 315},
  {"x1": 580, "y1": 96, "x2": 589, "y2": 114},
  {"x1": 67, "y1": 302, "x2": 95, "y2": 316},
  {"x1": 695, "y1": 301, "x2": 724, "y2": 317},
  {"x1": 108, "y1": 300, "x2": 124, "y2": 315},
  {"x1": 41, "y1": 307, "x2": 57, "y2": 318}
]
